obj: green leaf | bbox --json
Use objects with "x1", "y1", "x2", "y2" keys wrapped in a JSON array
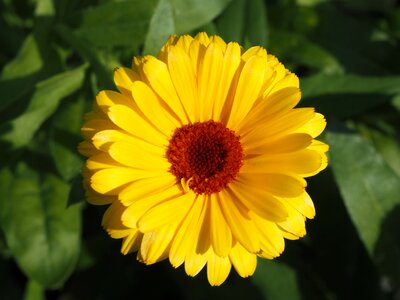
[
  {"x1": 301, "y1": 75, "x2": 400, "y2": 117},
  {"x1": 49, "y1": 96, "x2": 85, "y2": 181},
  {"x1": 326, "y1": 129, "x2": 400, "y2": 282},
  {"x1": 34, "y1": 0, "x2": 55, "y2": 17},
  {"x1": 1, "y1": 35, "x2": 42, "y2": 80},
  {"x1": 216, "y1": 0, "x2": 268, "y2": 47},
  {"x1": 0, "y1": 35, "x2": 43, "y2": 113},
  {"x1": 143, "y1": 0, "x2": 175, "y2": 56},
  {"x1": 252, "y1": 260, "x2": 301, "y2": 300},
  {"x1": 0, "y1": 163, "x2": 82, "y2": 288},
  {"x1": 75, "y1": 0, "x2": 158, "y2": 48},
  {"x1": 242, "y1": 0, "x2": 268, "y2": 47},
  {"x1": 55, "y1": 25, "x2": 114, "y2": 89},
  {"x1": 23, "y1": 280, "x2": 44, "y2": 300},
  {"x1": 215, "y1": 0, "x2": 245, "y2": 42},
  {"x1": 301, "y1": 74, "x2": 400, "y2": 99},
  {"x1": 0, "y1": 64, "x2": 87, "y2": 149},
  {"x1": 269, "y1": 30, "x2": 343, "y2": 74},
  {"x1": 310, "y1": 3, "x2": 400, "y2": 74},
  {"x1": 356, "y1": 124, "x2": 400, "y2": 177},
  {"x1": 171, "y1": 0, "x2": 232, "y2": 33}
]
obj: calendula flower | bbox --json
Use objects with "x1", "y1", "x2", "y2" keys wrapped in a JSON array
[{"x1": 79, "y1": 32, "x2": 328, "y2": 286}]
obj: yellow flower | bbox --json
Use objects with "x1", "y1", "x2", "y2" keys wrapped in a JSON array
[{"x1": 79, "y1": 32, "x2": 328, "y2": 286}]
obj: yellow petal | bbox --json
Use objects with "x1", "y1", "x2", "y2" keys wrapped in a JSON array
[
  {"x1": 122, "y1": 184, "x2": 184, "y2": 228},
  {"x1": 138, "y1": 192, "x2": 195, "y2": 232},
  {"x1": 278, "y1": 203, "x2": 307, "y2": 239},
  {"x1": 198, "y1": 42, "x2": 224, "y2": 121},
  {"x1": 263, "y1": 61, "x2": 288, "y2": 96},
  {"x1": 121, "y1": 230, "x2": 142, "y2": 255},
  {"x1": 309, "y1": 139, "x2": 329, "y2": 154},
  {"x1": 194, "y1": 32, "x2": 210, "y2": 46},
  {"x1": 175, "y1": 35, "x2": 194, "y2": 53},
  {"x1": 92, "y1": 129, "x2": 164, "y2": 155},
  {"x1": 87, "y1": 152, "x2": 122, "y2": 170},
  {"x1": 269, "y1": 73, "x2": 300, "y2": 95},
  {"x1": 218, "y1": 190, "x2": 260, "y2": 253},
  {"x1": 227, "y1": 55, "x2": 266, "y2": 129},
  {"x1": 114, "y1": 67, "x2": 140, "y2": 97},
  {"x1": 91, "y1": 167, "x2": 165, "y2": 194},
  {"x1": 140, "y1": 223, "x2": 178, "y2": 264},
  {"x1": 142, "y1": 56, "x2": 189, "y2": 124},
  {"x1": 210, "y1": 35, "x2": 227, "y2": 51},
  {"x1": 107, "y1": 104, "x2": 167, "y2": 146},
  {"x1": 188, "y1": 39, "x2": 206, "y2": 77},
  {"x1": 118, "y1": 174, "x2": 177, "y2": 206},
  {"x1": 207, "y1": 251, "x2": 231, "y2": 286},
  {"x1": 196, "y1": 196, "x2": 211, "y2": 254},
  {"x1": 102, "y1": 201, "x2": 132, "y2": 238},
  {"x1": 131, "y1": 80, "x2": 178, "y2": 136},
  {"x1": 251, "y1": 212, "x2": 285, "y2": 257},
  {"x1": 303, "y1": 140, "x2": 329, "y2": 176},
  {"x1": 78, "y1": 140, "x2": 98, "y2": 157},
  {"x1": 108, "y1": 142, "x2": 169, "y2": 170},
  {"x1": 212, "y1": 42, "x2": 241, "y2": 120},
  {"x1": 240, "y1": 108, "x2": 315, "y2": 142},
  {"x1": 241, "y1": 46, "x2": 267, "y2": 61},
  {"x1": 229, "y1": 242, "x2": 257, "y2": 278},
  {"x1": 237, "y1": 173, "x2": 306, "y2": 198},
  {"x1": 228, "y1": 182, "x2": 288, "y2": 222},
  {"x1": 243, "y1": 149, "x2": 323, "y2": 176},
  {"x1": 81, "y1": 118, "x2": 117, "y2": 139},
  {"x1": 209, "y1": 194, "x2": 232, "y2": 257},
  {"x1": 169, "y1": 196, "x2": 204, "y2": 268},
  {"x1": 184, "y1": 199, "x2": 211, "y2": 276},
  {"x1": 244, "y1": 133, "x2": 312, "y2": 156},
  {"x1": 239, "y1": 87, "x2": 301, "y2": 132},
  {"x1": 185, "y1": 248, "x2": 210, "y2": 277},
  {"x1": 281, "y1": 191, "x2": 315, "y2": 219},
  {"x1": 96, "y1": 90, "x2": 135, "y2": 113},
  {"x1": 167, "y1": 45, "x2": 198, "y2": 122},
  {"x1": 294, "y1": 112, "x2": 327, "y2": 138}
]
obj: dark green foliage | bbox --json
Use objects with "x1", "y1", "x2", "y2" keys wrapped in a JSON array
[{"x1": 0, "y1": 0, "x2": 399, "y2": 299}]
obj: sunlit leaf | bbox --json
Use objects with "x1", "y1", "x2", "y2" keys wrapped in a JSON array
[
  {"x1": 34, "y1": 0, "x2": 55, "y2": 16},
  {"x1": 1, "y1": 35, "x2": 42, "y2": 80},
  {"x1": 327, "y1": 129, "x2": 400, "y2": 282},
  {"x1": 75, "y1": 0, "x2": 158, "y2": 48},
  {"x1": 144, "y1": 0, "x2": 175, "y2": 55},
  {"x1": 356, "y1": 124, "x2": 400, "y2": 177},
  {"x1": 0, "y1": 163, "x2": 82, "y2": 288},
  {"x1": 0, "y1": 64, "x2": 87, "y2": 149},
  {"x1": 302, "y1": 74, "x2": 400, "y2": 98},
  {"x1": 23, "y1": 280, "x2": 44, "y2": 300},
  {"x1": 171, "y1": 0, "x2": 231, "y2": 33}
]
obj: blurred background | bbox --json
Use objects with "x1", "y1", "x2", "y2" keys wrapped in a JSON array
[{"x1": 1, "y1": 0, "x2": 400, "y2": 299}]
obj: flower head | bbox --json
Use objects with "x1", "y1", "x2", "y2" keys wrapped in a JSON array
[{"x1": 79, "y1": 32, "x2": 328, "y2": 286}]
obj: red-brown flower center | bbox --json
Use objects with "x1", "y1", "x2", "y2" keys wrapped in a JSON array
[{"x1": 166, "y1": 120, "x2": 243, "y2": 195}]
